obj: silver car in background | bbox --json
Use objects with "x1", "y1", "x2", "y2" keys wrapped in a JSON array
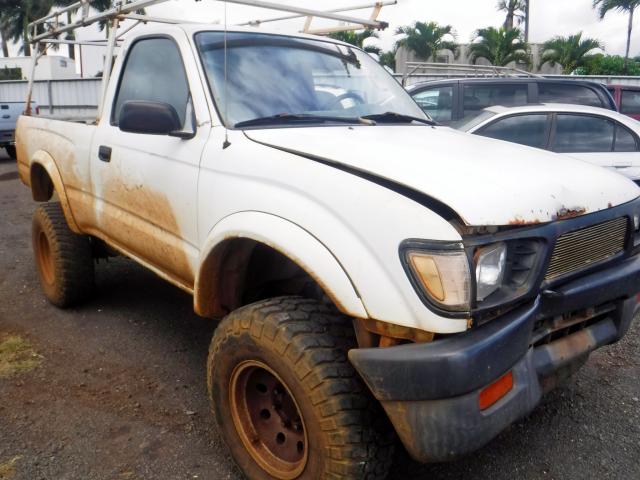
[{"x1": 453, "y1": 103, "x2": 640, "y2": 184}]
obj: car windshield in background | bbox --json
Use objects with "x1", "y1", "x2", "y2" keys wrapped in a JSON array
[
  {"x1": 194, "y1": 31, "x2": 427, "y2": 128},
  {"x1": 450, "y1": 110, "x2": 497, "y2": 132}
]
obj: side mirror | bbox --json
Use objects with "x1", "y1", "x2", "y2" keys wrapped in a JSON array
[{"x1": 118, "y1": 100, "x2": 182, "y2": 135}]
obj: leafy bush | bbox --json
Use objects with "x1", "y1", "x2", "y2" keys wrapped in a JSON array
[
  {"x1": 576, "y1": 54, "x2": 640, "y2": 75},
  {"x1": 0, "y1": 66, "x2": 22, "y2": 81}
]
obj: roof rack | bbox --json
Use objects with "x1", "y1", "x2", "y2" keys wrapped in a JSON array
[
  {"x1": 402, "y1": 62, "x2": 542, "y2": 86},
  {"x1": 24, "y1": 0, "x2": 395, "y2": 116}
]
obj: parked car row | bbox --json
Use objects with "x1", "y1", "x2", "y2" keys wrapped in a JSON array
[
  {"x1": 407, "y1": 77, "x2": 640, "y2": 184},
  {"x1": 407, "y1": 77, "x2": 618, "y2": 124}
]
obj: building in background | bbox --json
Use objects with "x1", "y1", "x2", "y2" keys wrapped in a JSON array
[
  {"x1": 0, "y1": 56, "x2": 79, "y2": 81},
  {"x1": 395, "y1": 44, "x2": 562, "y2": 76}
]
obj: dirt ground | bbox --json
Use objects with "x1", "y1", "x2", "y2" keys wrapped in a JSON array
[{"x1": 1, "y1": 149, "x2": 639, "y2": 480}]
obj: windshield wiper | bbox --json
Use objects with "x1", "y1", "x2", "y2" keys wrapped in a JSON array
[
  {"x1": 234, "y1": 113, "x2": 365, "y2": 128},
  {"x1": 360, "y1": 112, "x2": 438, "y2": 126}
]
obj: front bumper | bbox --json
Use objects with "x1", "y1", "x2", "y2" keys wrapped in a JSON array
[
  {"x1": 349, "y1": 254, "x2": 640, "y2": 463},
  {"x1": 0, "y1": 130, "x2": 14, "y2": 147}
]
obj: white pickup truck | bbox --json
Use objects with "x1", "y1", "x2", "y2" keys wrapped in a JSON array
[
  {"x1": 16, "y1": 24, "x2": 640, "y2": 480},
  {"x1": 1, "y1": 101, "x2": 37, "y2": 159}
]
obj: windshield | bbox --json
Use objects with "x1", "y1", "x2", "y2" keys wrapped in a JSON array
[
  {"x1": 450, "y1": 110, "x2": 498, "y2": 132},
  {"x1": 195, "y1": 31, "x2": 427, "y2": 128}
]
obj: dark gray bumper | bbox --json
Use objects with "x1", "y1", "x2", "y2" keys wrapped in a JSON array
[{"x1": 349, "y1": 255, "x2": 640, "y2": 462}]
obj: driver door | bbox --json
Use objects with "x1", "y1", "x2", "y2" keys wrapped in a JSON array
[{"x1": 89, "y1": 34, "x2": 211, "y2": 290}]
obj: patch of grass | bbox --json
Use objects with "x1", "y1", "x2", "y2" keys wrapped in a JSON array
[
  {"x1": 0, "y1": 335, "x2": 41, "y2": 378},
  {"x1": 0, "y1": 456, "x2": 20, "y2": 479}
]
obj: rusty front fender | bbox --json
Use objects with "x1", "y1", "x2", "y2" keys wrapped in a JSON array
[{"x1": 194, "y1": 211, "x2": 368, "y2": 319}]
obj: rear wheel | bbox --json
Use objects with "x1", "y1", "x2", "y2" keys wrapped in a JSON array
[
  {"x1": 32, "y1": 202, "x2": 94, "y2": 307},
  {"x1": 4, "y1": 146, "x2": 16, "y2": 159},
  {"x1": 207, "y1": 297, "x2": 394, "y2": 479}
]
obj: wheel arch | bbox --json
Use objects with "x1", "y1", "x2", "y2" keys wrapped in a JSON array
[
  {"x1": 194, "y1": 212, "x2": 368, "y2": 319},
  {"x1": 29, "y1": 150, "x2": 81, "y2": 233}
]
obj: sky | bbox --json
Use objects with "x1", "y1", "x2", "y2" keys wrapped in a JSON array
[{"x1": 10, "y1": 0, "x2": 640, "y2": 76}]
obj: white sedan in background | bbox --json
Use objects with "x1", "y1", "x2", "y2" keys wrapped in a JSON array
[{"x1": 453, "y1": 103, "x2": 640, "y2": 184}]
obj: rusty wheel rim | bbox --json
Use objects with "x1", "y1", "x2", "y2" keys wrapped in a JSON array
[
  {"x1": 229, "y1": 360, "x2": 308, "y2": 479},
  {"x1": 37, "y1": 230, "x2": 55, "y2": 286}
]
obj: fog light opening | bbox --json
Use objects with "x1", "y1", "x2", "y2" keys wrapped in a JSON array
[{"x1": 479, "y1": 371, "x2": 514, "y2": 411}]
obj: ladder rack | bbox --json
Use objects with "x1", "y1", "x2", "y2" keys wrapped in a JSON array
[
  {"x1": 25, "y1": 0, "x2": 395, "y2": 116},
  {"x1": 402, "y1": 62, "x2": 542, "y2": 85}
]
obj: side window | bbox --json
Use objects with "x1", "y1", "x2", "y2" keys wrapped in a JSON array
[
  {"x1": 112, "y1": 38, "x2": 190, "y2": 127},
  {"x1": 476, "y1": 114, "x2": 549, "y2": 149},
  {"x1": 463, "y1": 84, "x2": 528, "y2": 116},
  {"x1": 620, "y1": 90, "x2": 640, "y2": 115},
  {"x1": 552, "y1": 114, "x2": 614, "y2": 153},
  {"x1": 412, "y1": 86, "x2": 454, "y2": 123},
  {"x1": 538, "y1": 83, "x2": 602, "y2": 108},
  {"x1": 615, "y1": 124, "x2": 639, "y2": 152}
]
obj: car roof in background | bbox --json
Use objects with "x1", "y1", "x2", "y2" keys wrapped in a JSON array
[
  {"x1": 607, "y1": 84, "x2": 640, "y2": 90},
  {"x1": 479, "y1": 103, "x2": 639, "y2": 127},
  {"x1": 406, "y1": 77, "x2": 609, "y2": 92}
]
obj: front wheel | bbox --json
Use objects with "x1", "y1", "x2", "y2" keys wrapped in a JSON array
[{"x1": 207, "y1": 297, "x2": 393, "y2": 480}]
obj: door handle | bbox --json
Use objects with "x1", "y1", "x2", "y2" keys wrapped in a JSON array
[
  {"x1": 1, "y1": 115, "x2": 9, "y2": 119},
  {"x1": 98, "y1": 145, "x2": 112, "y2": 162},
  {"x1": 614, "y1": 161, "x2": 632, "y2": 168}
]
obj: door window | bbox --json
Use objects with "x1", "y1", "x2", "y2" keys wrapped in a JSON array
[
  {"x1": 463, "y1": 84, "x2": 528, "y2": 116},
  {"x1": 620, "y1": 90, "x2": 640, "y2": 115},
  {"x1": 614, "y1": 124, "x2": 639, "y2": 152},
  {"x1": 551, "y1": 114, "x2": 614, "y2": 153},
  {"x1": 476, "y1": 114, "x2": 549, "y2": 149},
  {"x1": 538, "y1": 83, "x2": 602, "y2": 108},
  {"x1": 112, "y1": 38, "x2": 190, "y2": 127},
  {"x1": 412, "y1": 86, "x2": 454, "y2": 123}
]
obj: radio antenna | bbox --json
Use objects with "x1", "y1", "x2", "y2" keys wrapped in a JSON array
[{"x1": 222, "y1": 0, "x2": 231, "y2": 149}]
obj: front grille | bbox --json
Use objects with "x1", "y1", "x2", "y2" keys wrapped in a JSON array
[
  {"x1": 545, "y1": 217, "x2": 627, "y2": 280},
  {"x1": 531, "y1": 303, "x2": 615, "y2": 347}
]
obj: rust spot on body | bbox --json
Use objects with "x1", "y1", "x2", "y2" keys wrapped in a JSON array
[
  {"x1": 509, "y1": 217, "x2": 541, "y2": 226},
  {"x1": 554, "y1": 207, "x2": 587, "y2": 221}
]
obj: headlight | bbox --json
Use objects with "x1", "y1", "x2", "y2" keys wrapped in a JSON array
[
  {"x1": 406, "y1": 249, "x2": 471, "y2": 311},
  {"x1": 475, "y1": 242, "x2": 507, "y2": 301}
]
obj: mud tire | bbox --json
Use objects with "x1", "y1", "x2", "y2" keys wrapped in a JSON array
[
  {"x1": 207, "y1": 296, "x2": 394, "y2": 480},
  {"x1": 4, "y1": 146, "x2": 16, "y2": 159},
  {"x1": 32, "y1": 202, "x2": 94, "y2": 307}
]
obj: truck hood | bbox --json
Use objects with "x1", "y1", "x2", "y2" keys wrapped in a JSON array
[{"x1": 245, "y1": 125, "x2": 640, "y2": 226}]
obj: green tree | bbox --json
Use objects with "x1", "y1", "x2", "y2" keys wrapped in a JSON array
[
  {"x1": 394, "y1": 21, "x2": 458, "y2": 62},
  {"x1": 541, "y1": 32, "x2": 603, "y2": 74},
  {"x1": 0, "y1": 0, "x2": 53, "y2": 57},
  {"x1": 578, "y1": 53, "x2": 640, "y2": 74},
  {"x1": 378, "y1": 50, "x2": 396, "y2": 71},
  {"x1": 469, "y1": 27, "x2": 530, "y2": 67},
  {"x1": 328, "y1": 29, "x2": 378, "y2": 49},
  {"x1": 497, "y1": 0, "x2": 526, "y2": 30},
  {"x1": 593, "y1": 0, "x2": 639, "y2": 72}
]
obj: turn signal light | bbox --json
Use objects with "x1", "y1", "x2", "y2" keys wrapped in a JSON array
[{"x1": 479, "y1": 371, "x2": 513, "y2": 410}]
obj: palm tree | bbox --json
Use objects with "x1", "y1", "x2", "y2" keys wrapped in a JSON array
[
  {"x1": 1, "y1": 0, "x2": 53, "y2": 57},
  {"x1": 395, "y1": 21, "x2": 458, "y2": 62},
  {"x1": 469, "y1": 27, "x2": 531, "y2": 67},
  {"x1": 497, "y1": 0, "x2": 526, "y2": 30},
  {"x1": 593, "y1": 0, "x2": 639, "y2": 72},
  {"x1": 378, "y1": 50, "x2": 396, "y2": 71},
  {"x1": 328, "y1": 29, "x2": 378, "y2": 48},
  {"x1": 541, "y1": 32, "x2": 603, "y2": 74}
]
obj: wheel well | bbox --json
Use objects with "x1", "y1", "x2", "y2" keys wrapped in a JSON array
[
  {"x1": 196, "y1": 238, "x2": 328, "y2": 318},
  {"x1": 30, "y1": 163, "x2": 54, "y2": 201}
]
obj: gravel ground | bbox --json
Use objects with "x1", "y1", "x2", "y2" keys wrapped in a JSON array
[{"x1": 1, "y1": 149, "x2": 639, "y2": 480}]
